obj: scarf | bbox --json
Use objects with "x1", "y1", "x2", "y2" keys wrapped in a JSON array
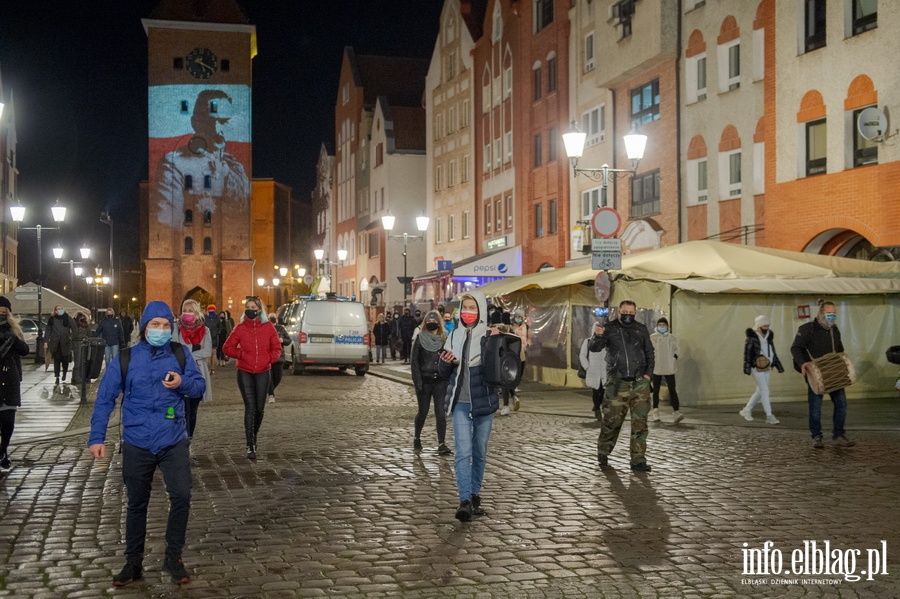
[
  {"x1": 418, "y1": 331, "x2": 443, "y2": 352},
  {"x1": 180, "y1": 321, "x2": 206, "y2": 346}
]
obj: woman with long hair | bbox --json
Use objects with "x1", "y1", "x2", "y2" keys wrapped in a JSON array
[
  {"x1": 222, "y1": 297, "x2": 282, "y2": 460},
  {"x1": 410, "y1": 310, "x2": 452, "y2": 456},
  {"x1": 46, "y1": 304, "x2": 75, "y2": 385},
  {"x1": 0, "y1": 296, "x2": 32, "y2": 473},
  {"x1": 173, "y1": 299, "x2": 213, "y2": 446}
]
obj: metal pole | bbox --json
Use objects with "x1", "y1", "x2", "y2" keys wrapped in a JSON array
[
  {"x1": 35, "y1": 225, "x2": 44, "y2": 364},
  {"x1": 402, "y1": 233, "x2": 409, "y2": 307}
]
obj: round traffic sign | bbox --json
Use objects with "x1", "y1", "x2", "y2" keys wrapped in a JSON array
[{"x1": 591, "y1": 207, "x2": 622, "y2": 238}]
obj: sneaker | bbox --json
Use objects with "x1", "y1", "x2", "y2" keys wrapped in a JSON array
[
  {"x1": 413, "y1": 438, "x2": 422, "y2": 453},
  {"x1": 267, "y1": 394, "x2": 275, "y2": 404},
  {"x1": 513, "y1": 395, "x2": 520, "y2": 411},
  {"x1": 455, "y1": 500, "x2": 473, "y2": 522},
  {"x1": 113, "y1": 560, "x2": 143, "y2": 587},
  {"x1": 631, "y1": 462, "x2": 652, "y2": 473},
  {"x1": 649, "y1": 408, "x2": 660, "y2": 422},
  {"x1": 247, "y1": 445, "x2": 257, "y2": 460},
  {"x1": 739, "y1": 408, "x2": 754, "y2": 421},
  {"x1": 832, "y1": 435, "x2": 856, "y2": 447},
  {"x1": 471, "y1": 494, "x2": 486, "y2": 516},
  {"x1": 812, "y1": 436, "x2": 824, "y2": 449},
  {"x1": 598, "y1": 454, "x2": 609, "y2": 468},
  {"x1": 438, "y1": 443, "x2": 452, "y2": 456},
  {"x1": 162, "y1": 556, "x2": 190, "y2": 585},
  {"x1": 500, "y1": 406, "x2": 510, "y2": 416},
  {"x1": 0, "y1": 454, "x2": 10, "y2": 473},
  {"x1": 765, "y1": 414, "x2": 780, "y2": 425},
  {"x1": 673, "y1": 410, "x2": 685, "y2": 424}
]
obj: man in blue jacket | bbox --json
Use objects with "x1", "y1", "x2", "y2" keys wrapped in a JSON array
[
  {"x1": 94, "y1": 307, "x2": 127, "y2": 367},
  {"x1": 89, "y1": 301, "x2": 206, "y2": 587}
]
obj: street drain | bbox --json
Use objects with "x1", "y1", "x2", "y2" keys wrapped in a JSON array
[{"x1": 289, "y1": 474, "x2": 373, "y2": 487}]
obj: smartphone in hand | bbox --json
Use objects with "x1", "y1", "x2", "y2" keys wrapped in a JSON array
[{"x1": 164, "y1": 373, "x2": 175, "y2": 383}]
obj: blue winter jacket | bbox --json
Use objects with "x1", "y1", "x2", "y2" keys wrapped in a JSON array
[{"x1": 88, "y1": 303, "x2": 206, "y2": 454}]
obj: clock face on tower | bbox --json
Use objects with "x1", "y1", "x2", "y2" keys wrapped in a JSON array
[{"x1": 186, "y1": 48, "x2": 218, "y2": 79}]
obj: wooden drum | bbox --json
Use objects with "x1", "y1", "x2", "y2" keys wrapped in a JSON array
[{"x1": 807, "y1": 352, "x2": 856, "y2": 395}]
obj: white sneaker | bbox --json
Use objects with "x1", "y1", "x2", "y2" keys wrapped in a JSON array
[
  {"x1": 267, "y1": 395, "x2": 275, "y2": 404},
  {"x1": 765, "y1": 414, "x2": 780, "y2": 425},
  {"x1": 500, "y1": 406, "x2": 510, "y2": 416},
  {"x1": 739, "y1": 408, "x2": 754, "y2": 421},
  {"x1": 673, "y1": 410, "x2": 684, "y2": 424},
  {"x1": 648, "y1": 408, "x2": 660, "y2": 422}
]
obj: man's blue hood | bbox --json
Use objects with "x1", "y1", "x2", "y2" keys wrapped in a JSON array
[{"x1": 139, "y1": 300, "x2": 175, "y2": 334}]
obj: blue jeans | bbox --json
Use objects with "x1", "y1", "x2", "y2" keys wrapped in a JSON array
[
  {"x1": 807, "y1": 385, "x2": 847, "y2": 439},
  {"x1": 451, "y1": 401, "x2": 493, "y2": 502},
  {"x1": 104, "y1": 344, "x2": 120, "y2": 368}
]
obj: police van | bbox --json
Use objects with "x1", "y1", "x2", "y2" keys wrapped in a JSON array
[{"x1": 281, "y1": 296, "x2": 370, "y2": 376}]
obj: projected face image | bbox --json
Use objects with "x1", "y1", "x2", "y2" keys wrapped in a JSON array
[{"x1": 150, "y1": 86, "x2": 251, "y2": 228}]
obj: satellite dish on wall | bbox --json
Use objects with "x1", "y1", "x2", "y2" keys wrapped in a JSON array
[{"x1": 857, "y1": 107, "x2": 888, "y2": 141}]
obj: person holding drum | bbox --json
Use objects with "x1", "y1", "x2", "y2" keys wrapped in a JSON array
[
  {"x1": 790, "y1": 300, "x2": 855, "y2": 449},
  {"x1": 739, "y1": 315, "x2": 784, "y2": 425}
]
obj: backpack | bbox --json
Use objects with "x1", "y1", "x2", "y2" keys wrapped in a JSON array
[{"x1": 118, "y1": 341, "x2": 187, "y2": 392}]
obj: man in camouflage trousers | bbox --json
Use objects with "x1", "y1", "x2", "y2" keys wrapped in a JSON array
[{"x1": 589, "y1": 300, "x2": 655, "y2": 473}]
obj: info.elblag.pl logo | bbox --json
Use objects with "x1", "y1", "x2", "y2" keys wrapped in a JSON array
[{"x1": 741, "y1": 540, "x2": 889, "y2": 583}]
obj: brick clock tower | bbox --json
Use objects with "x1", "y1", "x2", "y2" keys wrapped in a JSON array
[{"x1": 140, "y1": 0, "x2": 256, "y2": 313}]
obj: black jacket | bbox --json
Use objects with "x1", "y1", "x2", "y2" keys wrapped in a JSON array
[
  {"x1": 743, "y1": 328, "x2": 785, "y2": 375},
  {"x1": 791, "y1": 318, "x2": 844, "y2": 373},
  {"x1": 373, "y1": 321, "x2": 391, "y2": 346},
  {"x1": 398, "y1": 314, "x2": 417, "y2": 339},
  {"x1": 410, "y1": 335, "x2": 445, "y2": 388},
  {"x1": 589, "y1": 318, "x2": 654, "y2": 380},
  {"x1": 0, "y1": 330, "x2": 30, "y2": 407}
]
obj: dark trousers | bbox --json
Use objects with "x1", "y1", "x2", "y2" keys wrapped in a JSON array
[
  {"x1": 592, "y1": 385, "x2": 606, "y2": 411},
  {"x1": 237, "y1": 370, "x2": 270, "y2": 447},
  {"x1": 71, "y1": 342, "x2": 84, "y2": 384},
  {"x1": 650, "y1": 374, "x2": 680, "y2": 411},
  {"x1": 401, "y1": 336, "x2": 412, "y2": 361},
  {"x1": 52, "y1": 348, "x2": 70, "y2": 380},
  {"x1": 185, "y1": 397, "x2": 202, "y2": 438},
  {"x1": 121, "y1": 438, "x2": 191, "y2": 563},
  {"x1": 268, "y1": 362, "x2": 284, "y2": 395},
  {"x1": 390, "y1": 337, "x2": 398, "y2": 360},
  {"x1": 414, "y1": 380, "x2": 448, "y2": 443},
  {"x1": 0, "y1": 409, "x2": 15, "y2": 455}
]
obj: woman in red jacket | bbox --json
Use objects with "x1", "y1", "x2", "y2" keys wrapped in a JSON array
[{"x1": 222, "y1": 297, "x2": 282, "y2": 460}]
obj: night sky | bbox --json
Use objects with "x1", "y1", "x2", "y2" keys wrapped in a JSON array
[{"x1": 0, "y1": 0, "x2": 443, "y2": 291}]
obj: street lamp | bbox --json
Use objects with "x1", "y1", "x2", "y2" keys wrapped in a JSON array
[
  {"x1": 56, "y1": 246, "x2": 91, "y2": 302},
  {"x1": 256, "y1": 278, "x2": 277, "y2": 307},
  {"x1": 86, "y1": 268, "x2": 110, "y2": 315},
  {"x1": 563, "y1": 121, "x2": 648, "y2": 209},
  {"x1": 381, "y1": 212, "x2": 429, "y2": 307},
  {"x1": 10, "y1": 199, "x2": 66, "y2": 363}
]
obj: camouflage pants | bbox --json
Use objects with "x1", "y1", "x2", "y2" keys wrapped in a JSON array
[{"x1": 597, "y1": 378, "x2": 651, "y2": 465}]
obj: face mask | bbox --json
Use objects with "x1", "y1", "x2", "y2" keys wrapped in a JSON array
[
  {"x1": 425, "y1": 322, "x2": 440, "y2": 332},
  {"x1": 620, "y1": 314, "x2": 635, "y2": 325},
  {"x1": 245, "y1": 309, "x2": 259, "y2": 320},
  {"x1": 460, "y1": 310, "x2": 478, "y2": 326},
  {"x1": 106, "y1": 313, "x2": 114, "y2": 319},
  {"x1": 825, "y1": 313, "x2": 837, "y2": 323},
  {"x1": 0, "y1": 314, "x2": 7, "y2": 324},
  {"x1": 269, "y1": 317, "x2": 277, "y2": 324},
  {"x1": 514, "y1": 317, "x2": 523, "y2": 324},
  {"x1": 56, "y1": 309, "x2": 65, "y2": 316},
  {"x1": 181, "y1": 313, "x2": 196, "y2": 324},
  {"x1": 656, "y1": 326, "x2": 668, "y2": 334},
  {"x1": 146, "y1": 329, "x2": 172, "y2": 347}
]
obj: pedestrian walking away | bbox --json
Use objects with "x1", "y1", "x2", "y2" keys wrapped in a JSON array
[
  {"x1": 216, "y1": 310, "x2": 233, "y2": 366},
  {"x1": 0, "y1": 297, "x2": 32, "y2": 474},
  {"x1": 70, "y1": 312, "x2": 91, "y2": 385},
  {"x1": 739, "y1": 315, "x2": 785, "y2": 425},
  {"x1": 790, "y1": 299, "x2": 856, "y2": 449},
  {"x1": 222, "y1": 297, "x2": 282, "y2": 460},
  {"x1": 649, "y1": 317, "x2": 683, "y2": 424},
  {"x1": 88, "y1": 300, "x2": 206, "y2": 587},
  {"x1": 411, "y1": 310, "x2": 452, "y2": 456},
  {"x1": 173, "y1": 300, "x2": 213, "y2": 446},
  {"x1": 591, "y1": 300, "x2": 655, "y2": 473},
  {"x1": 580, "y1": 321, "x2": 608, "y2": 420},
  {"x1": 439, "y1": 291, "x2": 499, "y2": 522},
  {"x1": 119, "y1": 309, "x2": 135, "y2": 347},
  {"x1": 509, "y1": 308, "x2": 530, "y2": 411},
  {"x1": 398, "y1": 308, "x2": 417, "y2": 364},
  {"x1": 267, "y1": 314, "x2": 291, "y2": 402},
  {"x1": 386, "y1": 312, "x2": 399, "y2": 361},
  {"x1": 45, "y1": 304, "x2": 75, "y2": 385},
  {"x1": 94, "y1": 307, "x2": 127, "y2": 368},
  {"x1": 204, "y1": 305, "x2": 221, "y2": 374}
]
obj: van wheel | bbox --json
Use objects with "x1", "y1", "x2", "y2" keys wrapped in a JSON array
[
  {"x1": 291, "y1": 351, "x2": 304, "y2": 375},
  {"x1": 355, "y1": 366, "x2": 368, "y2": 377}
]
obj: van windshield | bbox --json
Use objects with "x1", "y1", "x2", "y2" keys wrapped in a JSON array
[{"x1": 304, "y1": 302, "x2": 366, "y2": 327}]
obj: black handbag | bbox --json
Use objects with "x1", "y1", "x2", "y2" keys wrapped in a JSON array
[{"x1": 577, "y1": 365, "x2": 587, "y2": 379}]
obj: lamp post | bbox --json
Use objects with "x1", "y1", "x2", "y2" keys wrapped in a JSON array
[
  {"x1": 55, "y1": 246, "x2": 91, "y2": 302},
  {"x1": 10, "y1": 199, "x2": 67, "y2": 363},
  {"x1": 313, "y1": 250, "x2": 345, "y2": 294},
  {"x1": 381, "y1": 212, "x2": 429, "y2": 308},
  {"x1": 86, "y1": 268, "x2": 110, "y2": 315},
  {"x1": 100, "y1": 211, "x2": 114, "y2": 295},
  {"x1": 257, "y1": 278, "x2": 279, "y2": 308},
  {"x1": 562, "y1": 122, "x2": 648, "y2": 209}
]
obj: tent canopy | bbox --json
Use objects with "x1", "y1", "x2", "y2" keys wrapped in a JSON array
[
  {"x1": 477, "y1": 241, "x2": 900, "y2": 297},
  {"x1": 8, "y1": 283, "x2": 91, "y2": 317}
]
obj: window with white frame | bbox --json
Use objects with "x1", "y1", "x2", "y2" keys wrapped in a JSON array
[
  {"x1": 535, "y1": 0, "x2": 553, "y2": 32},
  {"x1": 547, "y1": 55, "x2": 557, "y2": 93},
  {"x1": 581, "y1": 186, "x2": 602, "y2": 219},
  {"x1": 445, "y1": 50, "x2": 458, "y2": 81},
  {"x1": 534, "y1": 133, "x2": 542, "y2": 167},
  {"x1": 584, "y1": 32, "x2": 595, "y2": 72},
  {"x1": 358, "y1": 232, "x2": 366, "y2": 256},
  {"x1": 449, "y1": 159, "x2": 458, "y2": 186},
  {"x1": 495, "y1": 198, "x2": 502, "y2": 232},
  {"x1": 804, "y1": 0, "x2": 826, "y2": 52},
  {"x1": 482, "y1": 69, "x2": 492, "y2": 113},
  {"x1": 449, "y1": 213, "x2": 456, "y2": 241},
  {"x1": 435, "y1": 217, "x2": 443, "y2": 243},
  {"x1": 484, "y1": 143, "x2": 492, "y2": 172},
  {"x1": 752, "y1": 27, "x2": 764, "y2": 82},
  {"x1": 548, "y1": 127, "x2": 557, "y2": 161},
  {"x1": 533, "y1": 64, "x2": 542, "y2": 101},
  {"x1": 485, "y1": 202, "x2": 493, "y2": 235},
  {"x1": 719, "y1": 40, "x2": 740, "y2": 92},
  {"x1": 462, "y1": 99, "x2": 470, "y2": 128},
  {"x1": 806, "y1": 118, "x2": 826, "y2": 176},
  {"x1": 686, "y1": 54, "x2": 707, "y2": 103},
  {"x1": 852, "y1": 106, "x2": 878, "y2": 167},
  {"x1": 849, "y1": 0, "x2": 877, "y2": 36},
  {"x1": 504, "y1": 131, "x2": 513, "y2": 163},
  {"x1": 582, "y1": 105, "x2": 605, "y2": 146},
  {"x1": 342, "y1": 84, "x2": 349, "y2": 105},
  {"x1": 449, "y1": 106, "x2": 457, "y2": 133},
  {"x1": 719, "y1": 149, "x2": 742, "y2": 196},
  {"x1": 505, "y1": 195, "x2": 513, "y2": 228},
  {"x1": 494, "y1": 138, "x2": 502, "y2": 168},
  {"x1": 548, "y1": 199, "x2": 558, "y2": 234},
  {"x1": 462, "y1": 154, "x2": 470, "y2": 181},
  {"x1": 492, "y1": 2, "x2": 503, "y2": 42},
  {"x1": 534, "y1": 203, "x2": 543, "y2": 237},
  {"x1": 753, "y1": 141, "x2": 764, "y2": 194},
  {"x1": 493, "y1": 74, "x2": 501, "y2": 106},
  {"x1": 435, "y1": 164, "x2": 443, "y2": 191},
  {"x1": 503, "y1": 63, "x2": 513, "y2": 98},
  {"x1": 686, "y1": 158, "x2": 708, "y2": 205},
  {"x1": 462, "y1": 210, "x2": 470, "y2": 238}
]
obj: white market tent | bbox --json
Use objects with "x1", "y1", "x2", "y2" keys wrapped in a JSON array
[
  {"x1": 8, "y1": 283, "x2": 91, "y2": 319},
  {"x1": 477, "y1": 241, "x2": 900, "y2": 404}
]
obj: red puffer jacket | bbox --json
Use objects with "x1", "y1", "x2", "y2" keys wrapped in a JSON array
[{"x1": 222, "y1": 318, "x2": 282, "y2": 374}]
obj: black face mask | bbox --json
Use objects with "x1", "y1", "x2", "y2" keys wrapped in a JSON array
[
  {"x1": 0, "y1": 314, "x2": 7, "y2": 324},
  {"x1": 425, "y1": 322, "x2": 440, "y2": 332},
  {"x1": 620, "y1": 314, "x2": 635, "y2": 325},
  {"x1": 245, "y1": 309, "x2": 259, "y2": 320}
]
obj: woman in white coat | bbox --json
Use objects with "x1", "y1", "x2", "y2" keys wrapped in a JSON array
[{"x1": 579, "y1": 321, "x2": 607, "y2": 420}]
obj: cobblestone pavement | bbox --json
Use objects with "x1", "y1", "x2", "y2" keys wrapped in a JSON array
[{"x1": 1, "y1": 364, "x2": 898, "y2": 598}]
